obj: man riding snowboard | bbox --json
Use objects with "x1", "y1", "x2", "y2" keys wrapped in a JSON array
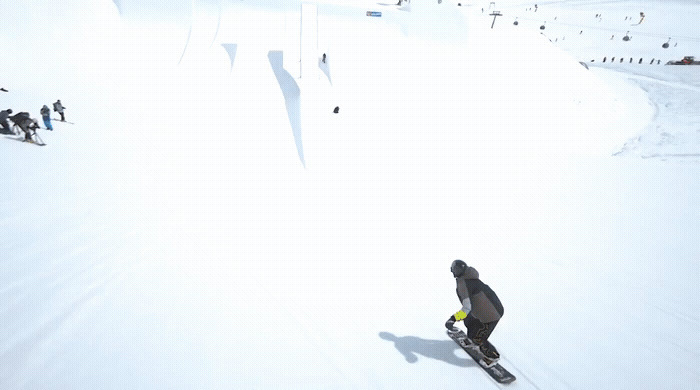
[{"x1": 445, "y1": 260, "x2": 504, "y2": 367}]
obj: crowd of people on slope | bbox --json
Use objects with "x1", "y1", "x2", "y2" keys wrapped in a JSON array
[{"x1": 1, "y1": 100, "x2": 67, "y2": 144}]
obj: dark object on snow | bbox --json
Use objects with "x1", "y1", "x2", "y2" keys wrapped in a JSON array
[
  {"x1": 333, "y1": 106, "x2": 339, "y2": 114},
  {"x1": 0, "y1": 88, "x2": 7, "y2": 92},
  {"x1": 667, "y1": 56, "x2": 699, "y2": 65},
  {"x1": 539, "y1": 24, "x2": 545, "y2": 30},
  {"x1": 322, "y1": 53, "x2": 326, "y2": 63}
]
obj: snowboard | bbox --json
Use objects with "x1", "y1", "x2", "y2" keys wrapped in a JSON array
[{"x1": 447, "y1": 329, "x2": 516, "y2": 384}]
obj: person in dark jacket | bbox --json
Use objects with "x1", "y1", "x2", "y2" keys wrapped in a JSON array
[
  {"x1": 10, "y1": 112, "x2": 40, "y2": 142},
  {"x1": 445, "y1": 259, "x2": 504, "y2": 367},
  {"x1": 53, "y1": 99, "x2": 66, "y2": 121},
  {"x1": 0, "y1": 109, "x2": 13, "y2": 134}
]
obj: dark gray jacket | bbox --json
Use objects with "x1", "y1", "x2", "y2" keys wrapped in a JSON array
[{"x1": 456, "y1": 266, "x2": 504, "y2": 323}]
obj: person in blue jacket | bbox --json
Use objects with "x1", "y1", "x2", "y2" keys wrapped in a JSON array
[{"x1": 41, "y1": 105, "x2": 53, "y2": 130}]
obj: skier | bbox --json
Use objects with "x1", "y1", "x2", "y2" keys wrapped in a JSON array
[
  {"x1": 53, "y1": 99, "x2": 66, "y2": 122},
  {"x1": 40, "y1": 105, "x2": 53, "y2": 130},
  {"x1": 445, "y1": 260, "x2": 504, "y2": 367},
  {"x1": 0, "y1": 108, "x2": 13, "y2": 134},
  {"x1": 11, "y1": 112, "x2": 40, "y2": 142}
]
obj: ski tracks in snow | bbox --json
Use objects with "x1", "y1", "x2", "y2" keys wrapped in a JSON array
[{"x1": 612, "y1": 69, "x2": 700, "y2": 161}]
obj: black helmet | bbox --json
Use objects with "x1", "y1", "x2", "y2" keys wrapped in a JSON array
[
  {"x1": 451, "y1": 259, "x2": 467, "y2": 278},
  {"x1": 6, "y1": 109, "x2": 12, "y2": 114}
]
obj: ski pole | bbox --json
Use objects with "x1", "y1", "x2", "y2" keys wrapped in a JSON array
[{"x1": 34, "y1": 132, "x2": 45, "y2": 145}]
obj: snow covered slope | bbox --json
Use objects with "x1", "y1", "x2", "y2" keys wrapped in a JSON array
[{"x1": 1, "y1": 0, "x2": 698, "y2": 389}]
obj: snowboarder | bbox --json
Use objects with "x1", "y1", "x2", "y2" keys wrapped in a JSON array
[
  {"x1": 445, "y1": 260, "x2": 504, "y2": 367},
  {"x1": 0, "y1": 108, "x2": 13, "y2": 134},
  {"x1": 40, "y1": 105, "x2": 53, "y2": 130},
  {"x1": 53, "y1": 99, "x2": 66, "y2": 122},
  {"x1": 11, "y1": 112, "x2": 40, "y2": 142}
]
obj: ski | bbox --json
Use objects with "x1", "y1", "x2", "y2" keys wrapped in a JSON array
[
  {"x1": 52, "y1": 118, "x2": 74, "y2": 124},
  {"x1": 447, "y1": 329, "x2": 516, "y2": 384},
  {"x1": 4, "y1": 136, "x2": 46, "y2": 146}
]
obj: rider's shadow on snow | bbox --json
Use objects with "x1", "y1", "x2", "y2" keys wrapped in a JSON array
[{"x1": 379, "y1": 332, "x2": 474, "y2": 367}]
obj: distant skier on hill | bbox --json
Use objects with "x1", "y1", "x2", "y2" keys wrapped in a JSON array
[
  {"x1": 0, "y1": 108, "x2": 13, "y2": 134},
  {"x1": 445, "y1": 260, "x2": 504, "y2": 367},
  {"x1": 53, "y1": 99, "x2": 66, "y2": 122}
]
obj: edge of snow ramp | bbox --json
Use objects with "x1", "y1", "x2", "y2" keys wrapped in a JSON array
[
  {"x1": 221, "y1": 44, "x2": 238, "y2": 72},
  {"x1": 318, "y1": 57, "x2": 332, "y2": 85},
  {"x1": 268, "y1": 50, "x2": 305, "y2": 168},
  {"x1": 178, "y1": 26, "x2": 192, "y2": 65}
]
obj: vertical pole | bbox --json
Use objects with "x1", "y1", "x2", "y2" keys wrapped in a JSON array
[
  {"x1": 490, "y1": 11, "x2": 501, "y2": 29},
  {"x1": 300, "y1": 3, "x2": 303, "y2": 79}
]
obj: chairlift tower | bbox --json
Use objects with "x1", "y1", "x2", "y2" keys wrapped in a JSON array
[{"x1": 490, "y1": 11, "x2": 502, "y2": 29}]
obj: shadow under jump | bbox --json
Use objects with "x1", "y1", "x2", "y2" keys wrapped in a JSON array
[
  {"x1": 268, "y1": 50, "x2": 305, "y2": 167},
  {"x1": 379, "y1": 332, "x2": 474, "y2": 367},
  {"x1": 221, "y1": 44, "x2": 237, "y2": 71}
]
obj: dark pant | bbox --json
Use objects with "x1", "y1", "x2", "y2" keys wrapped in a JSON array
[{"x1": 465, "y1": 313, "x2": 500, "y2": 359}]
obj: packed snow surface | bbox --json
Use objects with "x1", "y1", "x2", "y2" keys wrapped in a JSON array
[{"x1": 1, "y1": 0, "x2": 698, "y2": 389}]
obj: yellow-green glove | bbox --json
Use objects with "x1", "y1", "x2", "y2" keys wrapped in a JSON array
[{"x1": 454, "y1": 310, "x2": 467, "y2": 321}]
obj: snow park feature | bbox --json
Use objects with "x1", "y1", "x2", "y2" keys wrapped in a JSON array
[{"x1": 1, "y1": 0, "x2": 698, "y2": 389}]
